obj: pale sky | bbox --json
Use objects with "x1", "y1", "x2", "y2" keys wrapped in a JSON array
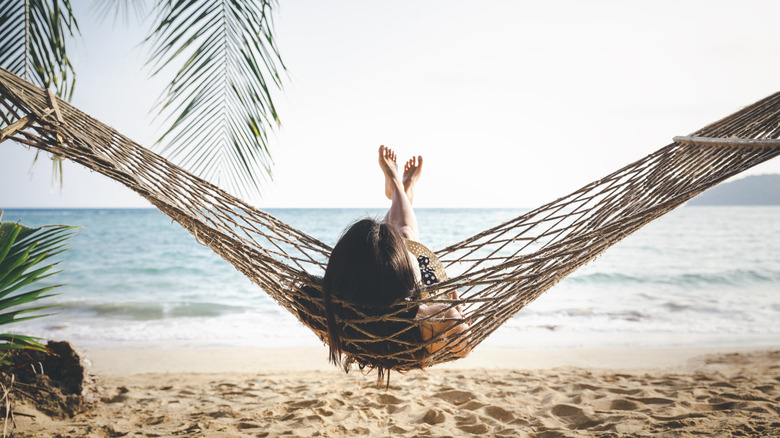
[{"x1": 2, "y1": 0, "x2": 780, "y2": 208}]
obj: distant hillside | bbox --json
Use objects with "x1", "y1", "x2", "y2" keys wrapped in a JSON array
[{"x1": 688, "y1": 174, "x2": 780, "y2": 206}]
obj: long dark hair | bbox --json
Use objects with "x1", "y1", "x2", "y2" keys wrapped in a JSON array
[{"x1": 322, "y1": 218, "x2": 420, "y2": 371}]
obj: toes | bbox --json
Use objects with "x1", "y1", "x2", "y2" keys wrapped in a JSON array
[
  {"x1": 379, "y1": 145, "x2": 397, "y2": 163},
  {"x1": 404, "y1": 156, "x2": 420, "y2": 171}
]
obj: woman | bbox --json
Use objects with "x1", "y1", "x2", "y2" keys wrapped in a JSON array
[{"x1": 322, "y1": 145, "x2": 470, "y2": 372}]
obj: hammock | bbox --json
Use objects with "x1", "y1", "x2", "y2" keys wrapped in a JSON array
[{"x1": 1, "y1": 68, "x2": 779, "y2": 373}]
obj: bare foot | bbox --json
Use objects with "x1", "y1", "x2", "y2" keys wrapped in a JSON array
[
  {"x1": 378, "y1": 145, "x2": 401, "y2": 200},
  {"x1": 403, "y1": 155, "x2": 423, "y2": 204}
]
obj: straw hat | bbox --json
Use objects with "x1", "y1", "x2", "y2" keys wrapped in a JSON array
[{"x1": 404, "y1": 239, "x2": 448, "y2": 285}]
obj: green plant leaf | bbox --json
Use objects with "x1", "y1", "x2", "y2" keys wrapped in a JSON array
[
  {"x1": 0, "y1": 271, "x2": 61, "y2": 301},
  {"x1": 0, "y1": 222, "x2": 22, "y2": 264},
  {"x1": 0, "y1": 239, "x2": 38, "y2": 288},
  {"x1": 0, "y1": 1, "x2": 80, "y2": 194},
  {"x1": 0, "y1": 221, "x2": 75, "y2": 359},
  {"x1": 0, "y1": 334, "x2": 47, "y2": 353},
  {"x1": 90, "y1": 0, "x2": 150, "y2": 25},
  {"x1": 0, "y1": 304, "x2": 59, "y2": 325},
  {"x1": 146, "y1": 0, "x2": 286, "y2": 200},
  {"x1": 0, "y1": 0, "x2": 80, "y2": 100}
]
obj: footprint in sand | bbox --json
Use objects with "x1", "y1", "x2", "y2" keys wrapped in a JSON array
[
  {"x1": 460, "y1": 400, "x2": 486, "y2": 411},
  {"x1": 286, "y1": 399, "x2": 321, "y2": 409},
  {"x1": 328, "y1": 398, "x2": 346, "y2": 408},
  {"x1": 455, "y1": 412, "x2": 479, "y2": 426},
  {"x1": 457, "y1": 423, "x2": 489, "y2": 434},
  {"x1": 754, "y1": 385, "x2": 775, "y2": 394},
  {"x1": 103, "y1": 386, "x2": 130, "y2": 403},
  {"x1": 483, "y1": 405, "x2": 515, "y2": 422},
  {"x1": 606, "y1": 387, "x2": 643, "y2": 396},
  {"x1": 205, "y1": 405, "x2": 235, "y2": 419},
  {"x1": 573, "y1": 383, "x2": 602, "y2": 391},
  {"x1": 550, "y1": 403, "x2": 600, "y2": 429},
  {"x1": 434, "y1": 389, "x2": 475, "y2": 405},
  {"x1": 711, "y1": 401, "x2": 745, "y2": 411},
  {"x1": 592, "y1": 398, "x2": 640, "y2": 411},
  {"x1": 377, "y1": 393, "x2": 403, "y2": 405},
  {"x1": 629, "y1": 396, "x2": 675, "y2": 405},
  {"x1": 388, "y1": 425, "x2": 410, "y2": 434},
  {"x1": 721, "y1": 391, "x2": 773, "y2": 402},
  {"x1": 301, "y1": 414, "x2": 325, "y2": 423},
  {"x1": 143, "y1": 416, "x2": 166, "y2": 426},
  {"x1": 315, "y1": 407, "x2": 335, "y2": 417},
  {"x1": 236, "y1": 421, "x2": 262, "y2": 430},
  {"x1": 420, "y1": 408, "x2": 446, "y2": 425}
]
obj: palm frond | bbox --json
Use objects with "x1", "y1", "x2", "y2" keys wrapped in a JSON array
[
  {"x1": 146, "y1": 0, "x2": 286, "y2": 199},
  {"x1": 0, "y1": 2, "x2": 27, "y2": 81},
  {"x1": 0, "y1": 0, "x2": 79, "y2": 193},
  {"x1": 0, "y1": 0, "x2": 80, "y2": 100},
  {"x1": 90, "y1": 0, "x2": 150, "y2": 25},
  {"x1": 0, "y1": 334, "x2": 48, "y2": 353},
  {"x1": 0, "y1": 220, "x2": 77, "y2": 358}
]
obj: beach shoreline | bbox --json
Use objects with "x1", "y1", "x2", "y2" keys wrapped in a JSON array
[
  {"x1": 12, "y1": 344, "x2": 780, "y2": 437},
  {"x1": 82, "y1": 343, "x2": 776, "y2": 376}
]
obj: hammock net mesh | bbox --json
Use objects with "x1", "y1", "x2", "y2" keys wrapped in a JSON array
[{"x1": 2, "y1": 68, "x2": 779, "y2": 372}]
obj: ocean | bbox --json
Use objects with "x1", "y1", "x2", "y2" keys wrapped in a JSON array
[{"x1": 2, "y1": 207, "x2": 779, "y2": 351}]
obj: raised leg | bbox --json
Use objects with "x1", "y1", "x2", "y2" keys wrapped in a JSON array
[
  {"x1": 403, "y1": 155, "x2": 423, "y2": 204},
  {"x1": 378, "y1": 145, "x2": 421, "y2": 242}
]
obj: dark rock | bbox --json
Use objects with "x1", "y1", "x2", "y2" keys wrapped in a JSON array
[{"x1": 1, "y1": 341, "x2": 97, "y2": 418}]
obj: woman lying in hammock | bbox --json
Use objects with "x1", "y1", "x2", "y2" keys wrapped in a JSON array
[{"x1": 319, "y1": 146, "x2": 470, "y2": 370}]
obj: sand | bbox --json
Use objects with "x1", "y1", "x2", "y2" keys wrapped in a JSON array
[{"x1": 9, "y1": 345, "x2": 780, "y2": 437}]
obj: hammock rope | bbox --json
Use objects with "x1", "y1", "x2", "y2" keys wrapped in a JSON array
[{"x1": 1, "y1": 68, "x2": 779, "y2": 372}]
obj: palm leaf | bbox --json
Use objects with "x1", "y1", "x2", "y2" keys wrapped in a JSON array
[
  {"x1": 145, "y1": 0, "x2": 286, "y2": 199},
  {"x1": 0, "y1": 334, "x2": 48, "y2": 350},
  {"x1": 0, "y1": 0, "x2": 79, "y2": 100},
  {"x1": 91, "y1": 0, "x2": 150, "y2": 25},
  {"x1": 0, "y1": 219, "x2": 76, "y2": 358},
  {"x1": 0, "y1": 334, "x2": 48, "y2": 363},
  {"x1": 0, "y1": 0, "x2": 79, "y2": 192}
]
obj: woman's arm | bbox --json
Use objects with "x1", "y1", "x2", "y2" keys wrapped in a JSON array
[{"x1": 417, "y1": 299, "x2": 471, "y2": 358}]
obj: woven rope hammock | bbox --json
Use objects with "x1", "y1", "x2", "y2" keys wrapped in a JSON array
[{"x1": 1, "y1": 68, "x2": 779, "y2": 373}]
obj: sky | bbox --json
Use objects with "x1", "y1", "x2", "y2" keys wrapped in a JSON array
[{"x1": 2, "y1": 0, "x2": 780, "y2": 209}]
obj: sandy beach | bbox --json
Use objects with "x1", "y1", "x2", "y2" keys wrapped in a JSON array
[{"x1": 9, "y1": 344, "x2": 780, "y2": 437}]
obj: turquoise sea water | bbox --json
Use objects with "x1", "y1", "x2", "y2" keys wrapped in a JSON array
[{"x1": 2, "y1": 207, "x2": 779, "y2": 350}]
